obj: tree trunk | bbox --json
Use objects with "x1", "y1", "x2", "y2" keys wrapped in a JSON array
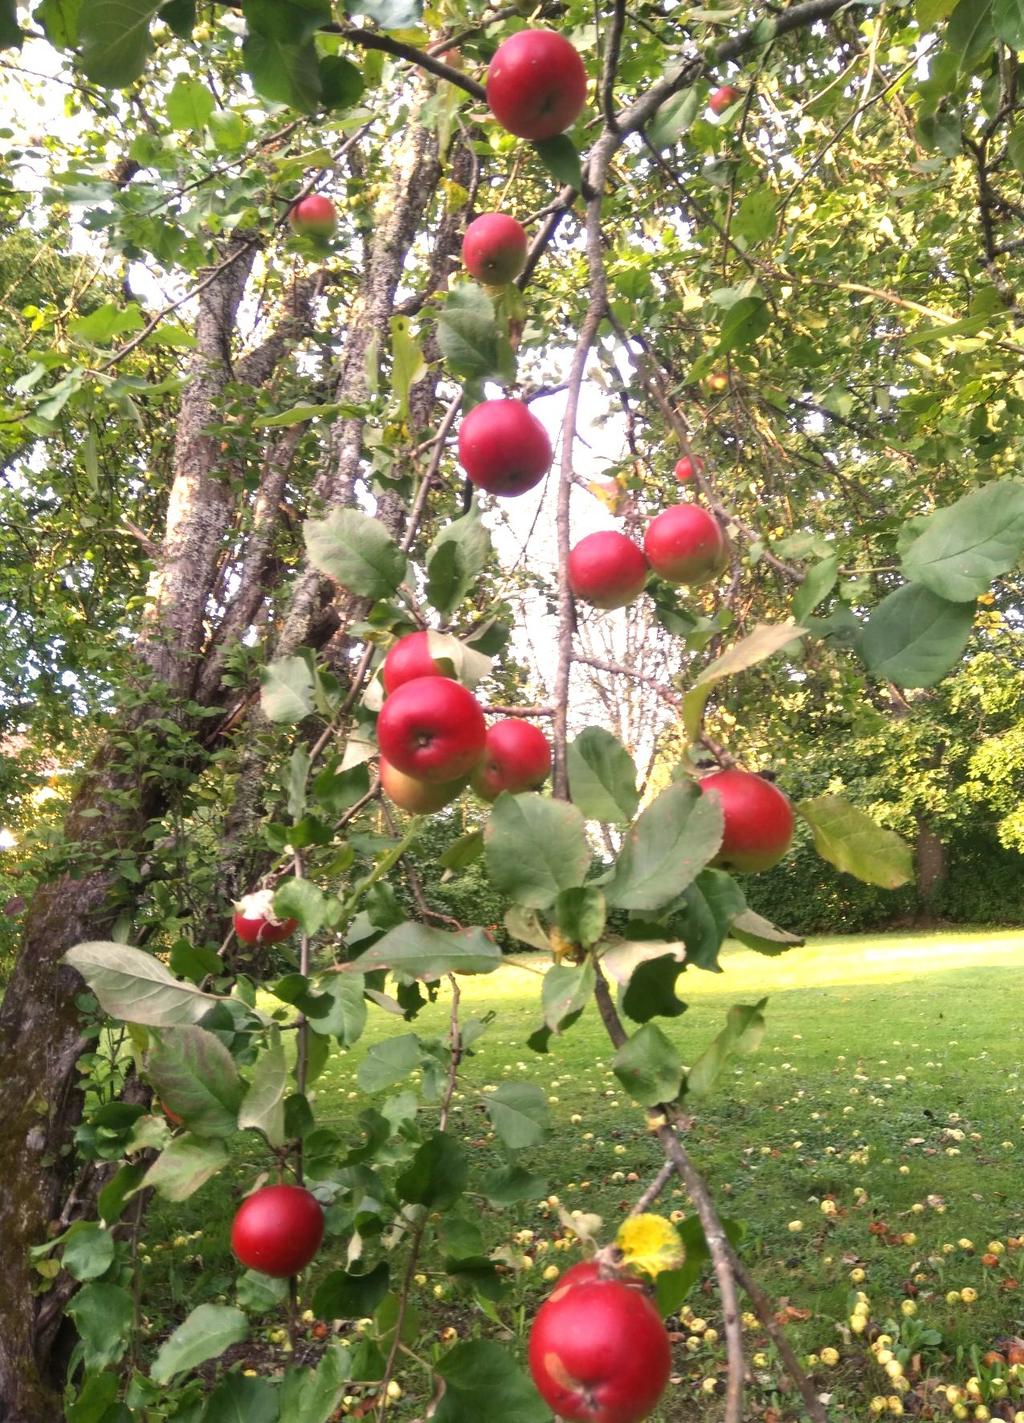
[{"x1": 915, "y1": 816, "x2": 947, "y2": 923}]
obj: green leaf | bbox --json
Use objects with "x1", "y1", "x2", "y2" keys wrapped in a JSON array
[
  {"x1": 612, "y1": 1022, "x2": 684, "y2": 1106},
  {"x1": 313, "y1": 760, "x2": 371, "y2": 817},
  {"x1": 729, "y1": 907, "x2": 804, "y2": 955},
  {"x1": 732, "y1": 188, "x2": 777, "y2": 244},
  {"x1": 646, "y1": 86, "x2": 701, "y2": 148},
  {"x1": 63, "y1": 1221, "x2": 116, "y2": 1282},
  {"x1": 344, "y1": 0, "x2": 423, "y2": 29},
  {"x1": 304, "y1": 508, "x2": 406, "y2": 600},
  {"x1": 150, "y1": 1303, "x2": 248, "y2": 1385},
  {"x1": 791, "y1": 556, "x2": 839, "y2": 622},
  {"x1": 440, "y1": 829, "x2": 484, "y2": 872},
  {"x1": 278, "y1": 1342, "x2": 352, "y2": 1423},
  {"x1": 202, "y1": 1374, "x2": 279, "y2": 1423},
  {"x1": 687, "y1": 999, "x2": 767, "y2": 1100},
  {"x1": 397, "y1": 1131, "x2": 467, "y2": 1209},
  {"x1": 66, "y1": 1284, "x2": 133, "y2": 1372},
  {"x1": 671, "y1": 869, "x2": 746, "y2": 972},
  {"x1": 236, "y1": 1270, "x2": 289, "y2": 1315},
  {"x1": 481, "y1": 1164, "x2": 547, "y2": 1206},
  {"x1": 861, "y1": 583, "x2": 975, "y2": 688},
  {"x1": 147, "y1": 1025, "x2": 244, "y2": 1137},
  {"x1": 274, "y1": 879, "x2": 327, "y2": 936},
  {"x1": 319, "y1": 54, "x2": 365, "y2": 111},
  {"x1": 798, "y1": 794, "x2": 915, "y2": 889},
  {"x1": 531, "y1": 135, "x2": 582, "y2": 190},
  {"x1": 142, "y1": 1133, "x2": 228, "y2": 1201},
  {"x1": 601, "y1": 938, "x2": 686, "y2": 991},
  {"x1": 98, "y1": 1161, "x2": 148, "y2": 1225},
  {"x1": 64, "y1": 942, "x2": 222, "y2": 1027},
  {"x1": 0, "y1": 0, "x2": 20, "y2": 46},
  {"x1": 260, "y1": 656, "x2": 315, "y2": 724},
  {"x1": 655, "y1": 1215, "x2": 745, "y2": 1315},
  {"x1": 917, "y1": 0, "x2": 958, "y2": 21},
  {"x1": 390, "y1": 315, "x2": 426, "y2": 420},
  {"x1": 357, "y1": 1034, "x2": 421, "y2": 1092},
  {"x1": 166, "y1": 76, "x2": 215, "y2": 130},
  {"x1": 901, "y1": 480, "x2": 1024, "y2": 601},
  {"x1": 485, "y1": 793, "x2": 589, "y2": 909},
  {"x1": 160, "y1": 0, "x2": 196, "y2": 38},
  {"x1": 542, "y1": 959, "x2": 595, "y2": 1032},
  {"x1": 682, "y1": 622, "x2": 805, "y2": 741},
  {"x1": 605, "y1": 783, "x2": 723, "y2": 912},
  {"x1": 554, "y1": 886, "x2": 606, "y2": 948},
  {"x1": 621, "y1": 954, "x2": 688, "y2": 1024},
  {"x1": 945, "y1": 0, "x2": 995, "y2": 77},
  {"x1": 313, "y1": 1264, "x2": 390, "y2": 1320},
  {"x1": 305, "y1": 974, "x2": 367, "y2": 1045},
  {"x1": 433, "y1": 1340, "x2": 550, "y2": 1423},
  {"x1": 68, "y1": 303, "x2": 144, "y2": 346},
  {"x1": 437, "y1": 285, "x2": 515, "y2": 383},
  {"x1": 238, "y1": 1029, "x2": 288, "y2": 1147},
  {"x1": 254, "y1": 401, "x2": 346, "y2": 428},
  {"x1": 35, "y1": 0, "x2": 80, "y2": 47},
  {"x1": 426, "y1": 500, "x2": 493, "y2": 616},
  {"x1": 350, "y1": 922, "x2": 501, "y2": 978},
  {"x1": 717, "y1": 296, "x2": 771, "y2": 352},
  {"x1": 485, "y1": 1083, "x2": 550, "y2": 1150},
  {"x1": 79, "y1": 0, "x2": 162, "y2": 86},
  {"x1": 567, "y1": 727, "x2": 639, "y2": 825},
  {"x1": 504, "y1": 905, "x2": 552, "y2": 951},
  {"x1": 242, "y1": 0, "x2": 330, "y2": 112}
]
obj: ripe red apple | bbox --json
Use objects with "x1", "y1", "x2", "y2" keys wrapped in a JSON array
[
  {"x1": 706, "y1": 371, "x2": 729, "y2": 393},
  {"x1": 382, "y1": 631, "x2": 448, "y2": 696},
  {"x1": 231, "y1": 1184, "x2": 324, "y2": 1278},
  {"x1": 709, "y1": 84, "x2": 741, "y2": 115},
  {"x1": 288, "y1": 194, "x2": 337, "y2": 239},
  {"x1": 567, "y1": 531, "x2": 648, "y2": 610},
  {"x1": 376, "y1": 676, "x2": 486, "y2": 783},
  {"x1": 458, "y1": 399, "x2": 552, "y2": 497},
  {"x1": 463, "y1": 212, "x2": 528, "y2": 284},
  {"x1": 233, "y1": 890, "x2": 299, "y2": 946},
  {"x1": 472, "y1": 718, "x2": 552, "y2": 801},
  {"x1": 528, "y1": 1275, "x2": 672, "y2": 1423},
  {"x1": 699, "y1": 767, "x2": 795, "y2": 873},
  {"x1": 643, "y1": 504, "x2": 724, "y2": 585},
  {"x1": 486, "y1": 30, "x2": 588, "y2": 141},
  {"x1": 674, "y1": 455, "x2": 703, "y2": 483},
  {"x1": 380, "y1": 757, "x2": 467, "y2": 813}
]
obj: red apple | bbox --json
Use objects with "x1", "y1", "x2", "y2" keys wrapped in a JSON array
[
  {"x1": 231, "y1": 1184, "x2": 324, "y2": 1278},
  {"x1": 709, "y1": 85, "x2": 741, "y2": 115},
  {"x1": 472, "y1": 718, "x2": 552, "y2": 801},
  {"x1": 233, "y1": 890, "x2": 299, "y2": 946},
  {"x1": 706, "y1": 371, "x2": 729, "y2": 393},
  {"x1": 376, "y1": 676, "x2": 486, "y2": 783},
  {"x1": 380, "y1": 758, "x2": 467, "y2": 813},
  {"x1": 643, "y1": 504, "x2": 724, "y2": 585},
  {"x1": 699, "y1": 767, "x2": 795, "y2": 873},
  {"x1": 463, "y1": 212, "x2": 528, "y2": 284},
  {"x1": 382, "y1": 631, "x2": 448, "y2": 696},
  {"x1": 674, "y1": 455, "x2": 703, "y2": 483},
  {"x1": 458, "y1": 399, "x2": 552, "y2": 497},
  {"x1": 288, "y1": 194, "x2": 337, "y2": 239},
  {"x1": 567, "y1": 531, "x2": 648, "y2": 610},
  {"x1": 528, "y1": 1275, "x2": 672, "y2": 1423},
  {"x1": 486, "y1": 30, "x2": 588, "y2": 141}
]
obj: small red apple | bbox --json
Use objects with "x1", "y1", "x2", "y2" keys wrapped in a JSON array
[
  {"x1": 706, "y1": 371, "x2": 729, "y2": 393},
  {"x1": 709, "y1": 84, "x2": 741, "y2": 115},
  {"x1": 231, "y1": 1184, "x2": 324, "y2": 1278},
  {"x1": 674, "y1": 455, "x2": 703, "y2": 483},
  {"x1": 382, "y1": 631, "x2": 448, "y2": 696},
  {"x1": 288, "y1": 194, "x2": 337, "y2": 239},
  {"x1": 528, "y1": 1274, "x2": 672, "y2": 1423},
  {"x1": 471, "y1": 719, "x2": 552, "y2": 801},
  {"x1": 486, "y1": 30, "x2": 588, "y2": 141},
  {"x1": 380, "y1": 758, "x2": 468, "y2": 813},
  {"x1": 643, "y1": 504, "x2": 724, "y2": 585},
  {"x1": 376, "y1": 676, "x2": 486, "y2": 783},
  {"x1": 233, "y1": 890, "x2": 299, "y2": 946},
  {"x1": 458, "y1": 399, "x2": 552, "y2": 497},
  {"x1": 699, "y1": 767, "x2": 794, "y2": 873},
  {"x1": 567, "y1": 531, "x2": 648, "y2": 610},
  {"x1": 463, "y1": 212, "x2": 528, "y2": 284}
]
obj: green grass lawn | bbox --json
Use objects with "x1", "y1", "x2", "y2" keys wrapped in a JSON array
[{"x1": 148, "y1": 928, "x2": 1024, "y2": 1420}]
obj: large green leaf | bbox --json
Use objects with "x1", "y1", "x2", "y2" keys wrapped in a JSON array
[
  {"x1": 349, "y1": 923, "x2": 501, "y2": 978},
  {"x1": 791, "y1": 555, "x2": 839, "y2": 623},
  {"x1": 945, "y1": 0, "x2": 994, "y2": 77},
  {"x1": 238, "y1": 1029, "x2": 288, "y2": 1147},
  {"x1": 63, "y1": 1221, "x2": 116, "y2": 1282},
  {"x1": 612, "y1": 1023, "x2": 684, "y2": 1106},
  {"x1": 485, "y1": 1083, "x2": 550, "y2": 1150},
  {"x1": 344, "y1": 0, "x2": 423, "y2": 29},
  {"x1": 425, "y1": 501, "x2": 493, "y2": 616},
  {"x1": 687, "y1": 1000, "x2": 767, "y2": 1100},
  {"x1": 79, "y1": 0, "x2": 162, "y2": 86},
  {"x1": 542, "y1": 959, "x2": 595, "y2": 1032},
  {"x1": 531, "y1": 135, "x2": 582, "y2": 190},
  {"x1": 433, "y1": 1340, "x2": 550, "y2": 1423},
  {"x1": 682, "y1": 623, "x2": 805, "y2": 741},
  {"x1": 357, "y1": 1034, "x2": 421, "y2": 1092},
  {"x1": 799, "y1": 795, "x2": 914, "y2": 889},
  {"x1": 65, "y1": 942, "x2": 222, "y2": 1027},
  {"x1": 242, "y1": 0, "x2": 332, "y2": 111},
  {"x1": 313, "y1": 1265, "x2": 390, "y2": 1320},
  {"x1": 260, "y1": 656, "x2": 315, "y2": 724},
  {"x1": 605, "y1": 783, "x2": 723, "y2": 912},
  {"x1": 554, "y1": 886, "x2": 606, "y2": 948},
  {"x1": 396, "y1": 1131, "x2": 467, "y2": 1209},
  {"x1": 485, "y1": 794, "x2": 590, "y2": 909},
  {"x1": 437, "y1": 285, "x2": 515, "y2": 383},
  {"x1": 150, "y1": 1303, "x2": 248, "y2": 1384},
  {"x1": 304, "y1": 508, "x2": 406, "y2": 600},
  {"x1": 717, "y1": 295, "x2": 771, "y2": 352},
  {"x1": 567, "y1": 727, "x2": 639, "y2": 825},
  {"x1": 203, "y1": 1375, "x2": 279, "y2": 1423},
  {"x1": 278, "y1": 1342, "x2": 352, "y2": 1423},
  {"x1": 901, "y1": 480, "x2": 1024, "y2": 601},
  {"x1": 147, "y1": 1025, "x2": 244, "y2": 1137},
  {"x1": 861, "y1": 582, "x2": 975, "y2": 688},
  {"x1": 646, "y1": 86, "x2": 701, "y2": 149},
  {"x1": 66, "y1": 1284, "x2": 133, "y2": 1372},
  {"x1": 994, "y1": 0, "x2": 1024, "y2": 46},
  {"x1": 729, "y1": 908, "x2": 804, "y2": 955},
  {"x1": 142, "y1": 1133, "x2": 228, "y2": 1202},
  {"x1": 0, "y1": 0, "x2": 20, "y2": 46}
]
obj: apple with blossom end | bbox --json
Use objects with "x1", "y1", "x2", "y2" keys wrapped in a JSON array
[{"x1": 233, "y1": 889, "x2": 298, "y2": 945}]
